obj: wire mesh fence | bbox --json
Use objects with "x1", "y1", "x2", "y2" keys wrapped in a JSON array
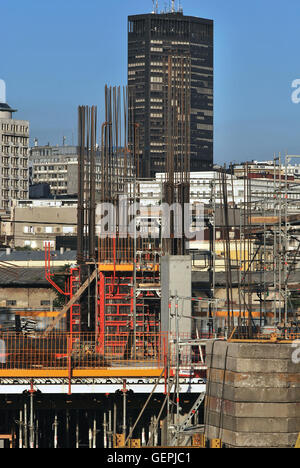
[{"x1": 0, "y1": 331, "x2": 208, "y2": 371}]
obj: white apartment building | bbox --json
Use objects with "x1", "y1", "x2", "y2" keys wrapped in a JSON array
[
  {"x1": 138, "y1": 170, "x2": 300, "y2": 210},
  {"x1": 0, "y1": 98, "x2": 29, "y2": 212}
]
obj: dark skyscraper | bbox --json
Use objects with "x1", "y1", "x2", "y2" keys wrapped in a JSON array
[{"x1": 128, "y1": 8, "x2": 213, "y2": 178}]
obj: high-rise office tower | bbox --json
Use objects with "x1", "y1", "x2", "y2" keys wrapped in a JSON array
[
  {"x1": 0, "y1": 82, "x2": 29, "y2": 211},
  {"x1": 128, "y1": 6, "x2": 213, "y2": 178}
]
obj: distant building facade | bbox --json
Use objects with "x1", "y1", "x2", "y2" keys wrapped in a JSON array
[
  {"x1": 30, "y1": 144, "x2": 101, "y2": 196},
  {"x1": 13, "y1": 199, "x2": 78, "y2": 250},
  {"x1": 0, "y1": 99, "x2": 29, "y2": 211},
  {"x1": 30, "y1": 144, "x2": 134, "y2": 198},
  {"x1": 128, "y1": 9, "x2": 214, "y2": 178}
]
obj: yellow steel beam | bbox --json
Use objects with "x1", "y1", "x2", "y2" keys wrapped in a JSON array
[{"x1": 215, "y1": 311, "x2": 273, "y2": 318}]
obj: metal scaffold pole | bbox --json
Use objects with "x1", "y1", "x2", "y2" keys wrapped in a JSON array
[{"x1": 53, "y1": 413, "x2": 58, "y2": 449}]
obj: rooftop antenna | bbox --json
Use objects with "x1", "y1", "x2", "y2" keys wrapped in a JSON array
[{"x1": 152, "y1": 0, "x2": 159, "y2": 13}]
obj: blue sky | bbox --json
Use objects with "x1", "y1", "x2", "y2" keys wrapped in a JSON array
[{"x1": 1, "y1": 0, "x2": 300, "y2": 164}]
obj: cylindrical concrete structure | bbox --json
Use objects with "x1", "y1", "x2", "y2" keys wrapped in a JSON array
[{"x1": 204, "y1": 340, "x2": 300, "y2": 448}]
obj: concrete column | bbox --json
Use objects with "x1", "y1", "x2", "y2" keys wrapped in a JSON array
[{"x1": 161, "y1": 255, "x2": 192, "y2": 335}]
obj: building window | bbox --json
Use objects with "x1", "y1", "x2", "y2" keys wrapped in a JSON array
[
  {"x1": 6, "y1": 300, "x2": 17, "y2": 307},
  {"x1": 41, "y1": 300, "x2": 51, "y2": 306},
  {"x1": 43, "y1": 240, "x2": 55, "y2": 248},
  {"x1": 63, "y1": 227, "x2": 74, "y2": 234}
]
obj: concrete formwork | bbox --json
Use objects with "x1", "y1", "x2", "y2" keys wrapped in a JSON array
[{"x1": 204, "y1": 340, "x2": 300, "y2": 448}]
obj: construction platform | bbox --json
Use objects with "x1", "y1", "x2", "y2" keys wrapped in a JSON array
[
  {"x1": 0, "y1": 375, "x2": 206, "y2": 395},
  {"x1": 0, "y1": 330, "x2": 207, "y2": 395}
]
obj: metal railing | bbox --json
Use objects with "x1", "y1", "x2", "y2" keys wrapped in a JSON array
[{"x1": 0, "y1": 331, "x2": 209, "y2": 371}]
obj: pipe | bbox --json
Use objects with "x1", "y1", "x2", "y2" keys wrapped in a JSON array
[
  {"x1": 93, "y1": 414, "x2": 97, "y2": 449},
  {"x1": 142, "y1": 428, "x2": 146, "y2": 447},
  {"x1": 35, "y1": 415, "x2": 39, "y2": 449},
  {"x1": 76, "y1": 411, "x2": 79, "y2": 448},
  {"x1": 89, "y1": 425, "x2": 92, "y2": 449},
  {"x1": 24, "y1": 402, "x2": 28, "y2": 449},
  {"x1": 103, "y1": 412, "x2": 107, "y2": 448},
  {"x1": 122, "y1": 380, "x2": 127, "y2": 439},
  {"x1": 66, "y1": 410, "x2": 70, "y2": 449},
  {"x1": 29, "y1": 390, "x2": 34, "y2": 448},
  {"x1": 113, "y1": 402, "x2": 117, "y2": 443},
  {"x1": 53, "y1": 413, "x2": 58, "y2": 449},
  {"x1": 19, "y1": 409, "x2": 23, "y2": 449},
  {"x1": 108, "y1": 410, "x2": 112, "y2": 448},
  {"x1": 154, "y1": 417, "x2": 158, "y2": 447}
]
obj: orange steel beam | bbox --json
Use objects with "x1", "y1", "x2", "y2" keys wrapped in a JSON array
[
  {"x1": 97, "y1": 264, "x2": 160, "y2": 272},
  {"x1": 98, "y1": 264, "x2": 134, "y2": 272},
  {"x1": 0, "y1": 368, "x2": 164, "y2": 378},
  {"x1": 14, "y1": 311, "x2": 61, "y2": 318},
  {"x1": 214, "y1": 311, "x2": 274, "y2": 318}
]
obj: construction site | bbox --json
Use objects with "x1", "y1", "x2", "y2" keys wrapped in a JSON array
[{"x1": 1, "y1": 50, "x2": 300, "y2": 449}]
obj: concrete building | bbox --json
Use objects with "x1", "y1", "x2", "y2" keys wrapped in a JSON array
[
  {"x1": 137, "y1": 170, "x2": 300, "y2": 209},
  {"x1": 233, "y1": 160, "x2": 300, "y2": 180},
  {"x1": 12, "y1": 199, "x2": 77, "y2": 250},
  {"x1": 0, "y1": 89, "x2": 29, "y2": 212},
  {"x1": 0, "y1": 266, "x2": 70, "y2": 332},
  {"x1": 128, "y1": 8, "x2": 213, "y2": 177},
  {"x1": 30, "y1": 144, "x2": 101, "y2": 196},
  {"x1": 30, "y1": 143, "x2": 135, "y2": 198}
]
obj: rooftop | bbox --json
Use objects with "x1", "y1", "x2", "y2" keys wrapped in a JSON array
[
  {"x1": 0, "y1": 250, "x2": 77, "y2": 263},
  {"x1": 0, "y1": 102, "x2": 17, "y2": 113},
  {"x1": 0, "y1": 267, "x2": 53, "y2": 286}
]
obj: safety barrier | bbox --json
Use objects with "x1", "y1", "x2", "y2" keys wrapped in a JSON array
[{"x1": 0, "y1": 331, "x2": 208, "y2": 371}]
